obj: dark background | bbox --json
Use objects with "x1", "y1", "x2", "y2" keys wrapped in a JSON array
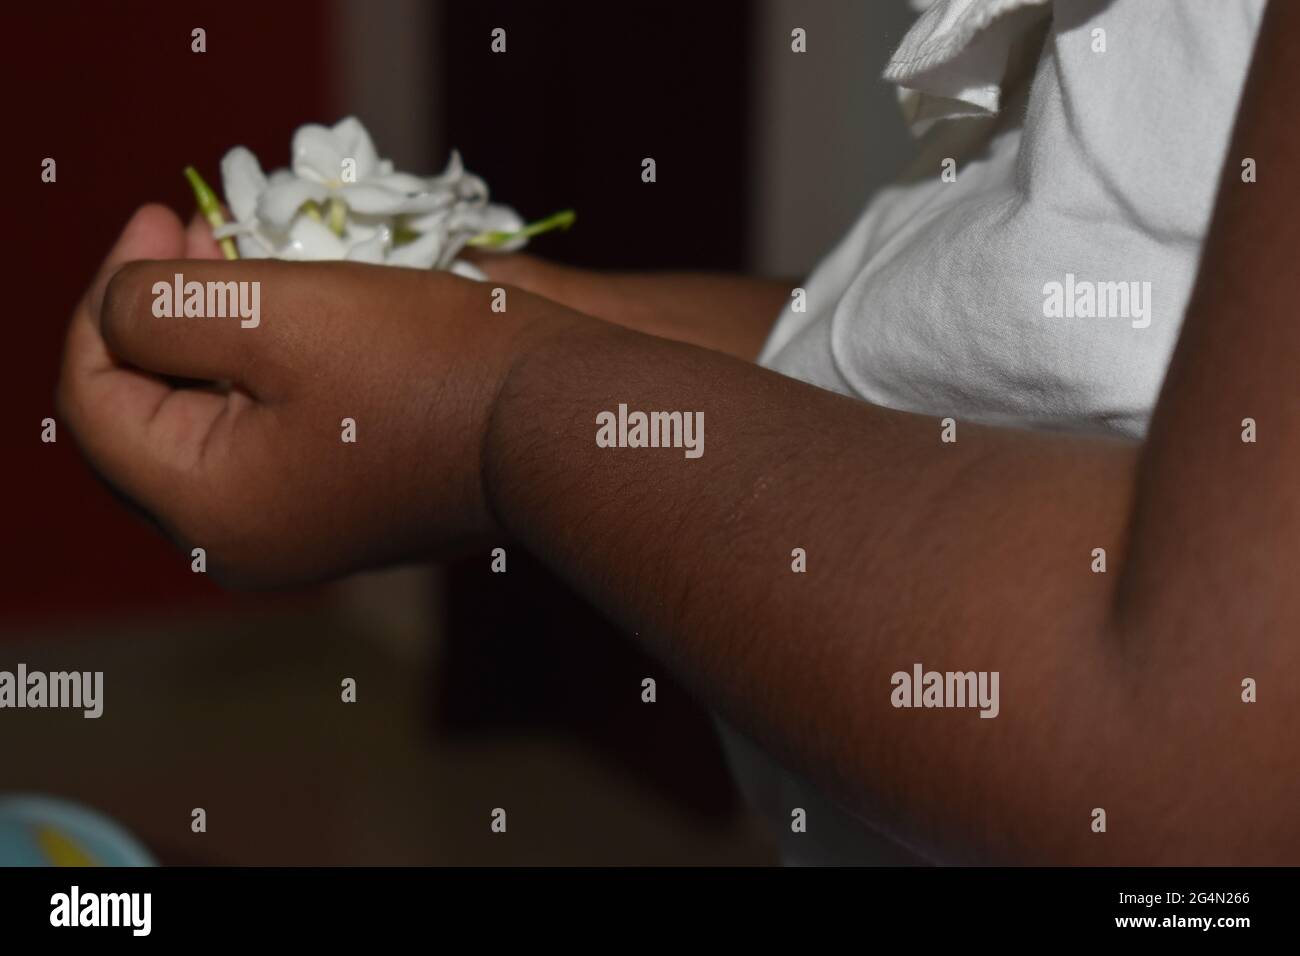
[
  {"x1": 436, "y1": 0, "x2": 753, "y2": 819},
  {"x1": 2, "y1": 0, "x2": 913, "y2": 864}
]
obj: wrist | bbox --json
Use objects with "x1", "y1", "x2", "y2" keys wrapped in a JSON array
[{"x1": 478, "y1": 300, "x2": 624, "y2": 538}]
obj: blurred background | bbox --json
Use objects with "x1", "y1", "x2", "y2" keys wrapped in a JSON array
[{"x1": 3, "y1": 0, "x2": 915, "y2": 864}]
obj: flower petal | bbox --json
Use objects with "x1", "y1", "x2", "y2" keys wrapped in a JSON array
[
  {"x1": 456, "y1": 172, "x2": 489, "y2": 204},
  {"x1": 220, "y1": 147, "x2": 267, "y2": 223},
  {"x1": 368, "y1": 171, "x2": 431, "y2": 194},
  {"x1": 478, "y1": 203, "x2": 525, "y2": 233},
  {"x1": 343, "y1": 222, "x2": 379, "y2": 243},
  {"x1": 331, "y1": 116, "x2": 381, "y2": 180},
  {"x1": 336, "y1": 182, "x2": 452, "y2": 216},
  {"x1": 345, "y1": 230, "x2": 389, "y2": 264},
  {"x1": 448, "y1": 259, "x2": 487, "y2": 281},
  {"x1": 385, "y1": 229, "x2": 443, "y2": 269},
  {"x1": 235, "y1": 232, "x2": 272, "y2": 259},
  {"x1": 477, "y1": 204, "x2": 528, "y2": 250},
  {"x1": 284, "y1": 216, "x2": 348, "y2": 260},
  {"x1": 404, "y1": 207, "x2": 449, "y2": 234},
  {"x1": 343, "y1": 211, "x2": 393, "y2": 242},
  {"x1": 257, "y1": 178, "x2": 329, "y2": 230},
  {"x1": 333, "y1": 183, "x2": 405, "y2": 215},
  {"x1": 428, "y1": 150, "x2": 464, "y2": 188},
  {"x1": 435, "y1": 232, "x2": 472, "y2": 269},
  {"x1": 292, "y1": 123, "x2": 345, "y2": 183},
  {"x1": 447, "y1": 201, "x2": 520, "y2": 235}
]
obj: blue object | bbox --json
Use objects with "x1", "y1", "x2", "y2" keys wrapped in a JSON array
[{"x1": 0, "y1": 795, "x2": 154, "y2": 866}]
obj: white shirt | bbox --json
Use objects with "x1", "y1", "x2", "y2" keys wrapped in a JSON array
[{"x1": 734, "y1": 0, "x2": 1265, "y2": 865}]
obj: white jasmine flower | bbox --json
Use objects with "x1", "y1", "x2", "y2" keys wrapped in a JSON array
[{"x1": 197, "y1": 116, "x2": 567, "y2": 273}]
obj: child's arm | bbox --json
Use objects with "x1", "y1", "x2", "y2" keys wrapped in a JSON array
[
  {"x1": 473, "y1": 253, "x2": 793, "y2": 360},
  {"x1": 57, "y1": 2, "x2": 1299, "y2": 865}
]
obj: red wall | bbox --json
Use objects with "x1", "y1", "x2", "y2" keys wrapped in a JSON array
[{"x1": 5, "y1": 3, "x2": 337, "y2": 623}]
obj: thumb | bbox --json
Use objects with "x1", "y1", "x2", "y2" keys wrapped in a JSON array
[{"x1": 85, "y1": 203, "x2": 188, "y2": 326}]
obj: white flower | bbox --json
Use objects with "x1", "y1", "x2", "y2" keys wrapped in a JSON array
[{"x1": 213, "y1": 116, "x2": 526, "y2": 272}]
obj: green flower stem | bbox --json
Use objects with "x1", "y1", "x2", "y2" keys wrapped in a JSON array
[
  {"x1": 183, "y1": 165, "x2": 239, "y2": 260},
  {"x1": 327, "y1": 197, "x2": 348, "y2": 236},
  {"x1": 467, "y1": 208, "x2": 576, "y2": 248}
]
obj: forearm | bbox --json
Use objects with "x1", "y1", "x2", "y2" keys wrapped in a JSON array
[
  {"x1": 478, "y1": 254, "x2": 791, "y2": 360},
  {"x1": 484, "y1": 315, "x2": 1160, "y2": 862},
  {"x1": 480, "y1": 3, "x2": 1299, "y2": 863},
  {"x1": 485, "y1": 303, "x2": 1300, "y2": 862}
]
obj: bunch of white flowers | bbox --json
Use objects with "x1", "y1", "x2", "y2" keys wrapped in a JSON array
[{"x1": 185, "y1": 116, "x2": 572, "y2": 279}]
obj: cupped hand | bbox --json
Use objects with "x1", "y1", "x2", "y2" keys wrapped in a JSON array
[{"x1": 57, "y1": 204, "x2": 569, "y2": 587}]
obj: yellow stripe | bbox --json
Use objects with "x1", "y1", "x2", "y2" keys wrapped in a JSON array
[{"x1": 34, "y1": 825, "x2": 98, "y2": 867}]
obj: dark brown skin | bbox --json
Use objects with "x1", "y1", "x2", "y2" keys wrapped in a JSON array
[
  {"x1": 469, "y1": 252, "x2": 793, "y2": 361},
  {"x1": 57, "y1": 3, "x2": 1298, "y2": 863}
]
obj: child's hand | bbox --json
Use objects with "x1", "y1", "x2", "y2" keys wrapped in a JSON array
[{"x1": 57, "y1": 204, "x2": 571, "y2": 586}]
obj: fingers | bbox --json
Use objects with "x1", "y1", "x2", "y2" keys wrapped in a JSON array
[
  {"x1": 60, "y1": 204, "x2": 188, "y2": 425},
  {"x1": 100, "y1": 259, "x2": 277, "y2": 394},
  {"x1": 79, "y1": 203, "x2": 188, "y2": 342},
  {"x1": 185, "y1": 211, "x2": 226, "y2": 260},
  {"x1": 96, "y1": 258, "x2": 427, "y2": 397},
  {"x1": 58, "y1": 205, "x2": 231, "y2": 511}
]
